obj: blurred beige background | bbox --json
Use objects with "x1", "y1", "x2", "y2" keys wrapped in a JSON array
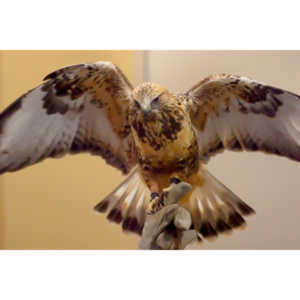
[{"x1": 1, "y1": 51, "x2": 300, "y2": 249}]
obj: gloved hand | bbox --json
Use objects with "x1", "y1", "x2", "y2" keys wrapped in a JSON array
[{"x1": 139, "y1": 182, "x2": 198, "y2": 250}]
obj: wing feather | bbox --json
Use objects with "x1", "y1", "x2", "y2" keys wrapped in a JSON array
[
  {"x1": 187, "y1": 74, "x2": 300, "y2": 162},
  {"x1": 0, "y1": 61, "x2": 136, "y2": 174}
]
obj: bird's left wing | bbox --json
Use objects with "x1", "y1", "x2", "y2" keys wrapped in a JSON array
[
  {"x1": 0, "y1": 61, "x2": 136, "y2": 174},
  {"x1": 186, "y1": 74, "x2": 300, "y2": 162}
]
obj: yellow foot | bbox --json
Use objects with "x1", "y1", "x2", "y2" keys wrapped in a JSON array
[{"x1": 147, "y1": 192, "x2": 165, "y2": 215}]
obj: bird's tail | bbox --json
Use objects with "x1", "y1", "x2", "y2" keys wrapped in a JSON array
[
  {"x1": 94, "y1": 166, "x2": 255, "y2": 241},
  {"x1": 94, "y1": 167, "x2": 150, "y2": 235},
  {"x1": 182, "y1": 167, "x2": 255, "y2": 241}
]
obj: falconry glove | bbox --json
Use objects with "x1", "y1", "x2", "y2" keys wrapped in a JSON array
[{"x1": 139, "y1": 182, "x2": 198, "y2": 250}]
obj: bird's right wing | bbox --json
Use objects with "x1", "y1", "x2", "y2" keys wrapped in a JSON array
[{"x1": 0, "y1": 61, "x2": 137, "y2": 175}]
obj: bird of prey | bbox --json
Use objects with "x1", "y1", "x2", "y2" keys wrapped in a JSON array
[{"x1": 1, "y1": 61, "x2": 300, "y2": 242}]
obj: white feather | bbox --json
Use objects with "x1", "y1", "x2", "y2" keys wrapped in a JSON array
[
  {"x1": 194, "y1": 85, "x2": 300, "y2": 161},
  {"x1": 0, "y1": 62, "x2": 135, "y2": 174}
]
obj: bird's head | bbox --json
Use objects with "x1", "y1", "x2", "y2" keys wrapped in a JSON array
[
  {"x1": 130, "y1": 83, "x2": 180, "y2": 122},
  {"x1": 129, "y1": 83, "x2": 187, "y2": 146}
]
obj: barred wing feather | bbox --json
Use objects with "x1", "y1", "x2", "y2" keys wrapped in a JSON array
[
  {"x1": 187, "y1": 74, "x2": 300, "y2": 162},
  {"x1": 0, "y1": 61, "x2": 136, "y2": 174}
]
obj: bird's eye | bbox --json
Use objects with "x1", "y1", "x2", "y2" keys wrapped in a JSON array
[
  {"x1": 134, "y1": 100, "x2": 141, "y2": 109},
  {"x1": 152, "y1": 97, "x2": 160, "y2": 104}
]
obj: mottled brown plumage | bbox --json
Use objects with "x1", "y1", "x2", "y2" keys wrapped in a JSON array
[{"x1": 2, "y1": 61, "x2": 300, "y2": 244}]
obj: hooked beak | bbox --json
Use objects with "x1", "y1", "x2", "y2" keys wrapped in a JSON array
[{"x1": 142, "y1": 107, "x2": 155, "y2": 122}]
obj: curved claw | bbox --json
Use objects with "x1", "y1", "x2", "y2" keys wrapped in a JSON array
[{"x1": 170, "y1": 177, "x2": 181, "y2": 184}]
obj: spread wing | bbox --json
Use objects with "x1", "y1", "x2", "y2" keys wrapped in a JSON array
[
  {"x1": 0, "y1": 61, "x2": 136, "y2": 175},
  {"x1": 187, "y1": 73, "x2": 300, "y2": 162}
]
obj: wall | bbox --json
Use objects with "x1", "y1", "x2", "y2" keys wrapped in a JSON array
[
  {"x1": 0, "y1": 51, "x2": 142, "y2": 249},
  {"x1": 146, "y1": 51, "x2": 300, "y2": 249}
]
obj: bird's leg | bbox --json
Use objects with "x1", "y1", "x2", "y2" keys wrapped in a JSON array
[
  {"x1": 148, "y1": 191, "x2": 166, "y2": 215},
  {"x1": 147, "y1": 176, "x2": 183, "y2": 214},
  {"x1": 146, "y1": 179, "x2": 163, "y2": 214}
]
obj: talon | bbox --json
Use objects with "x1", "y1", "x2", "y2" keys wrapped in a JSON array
[
  {"x1": 147, "y1": 202, "x2": 159, "y2": 215},
  {"x1": 147, "y1": 192, "x2": 165, "y2": 215},
  {"x1": 151, "y1": 192, "x2": 160, "y2": 200},
  {"x1": 170, "y1": 177, "x2": 181, "y2": 184}
]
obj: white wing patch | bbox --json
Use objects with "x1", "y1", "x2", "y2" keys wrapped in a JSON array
[
  {"x1": 0, "y1": 87, "x2": 82, "y2": 172},
  {"x1": 0, "y1": 61, "x2": 136, "y2": 174},
  {"x1": 188, "y1": 74, "x2": 300, "y2": 162},
  {"x1": 195, "y1": 90, "x2": 300, "y2": 162}
]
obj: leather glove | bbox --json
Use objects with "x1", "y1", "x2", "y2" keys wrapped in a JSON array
[{"x1": 139, "y1": 182, "x2": 198, "y2": 250}]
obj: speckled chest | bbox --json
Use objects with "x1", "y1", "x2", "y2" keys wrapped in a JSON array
[{"x1": 130, "y1": 110, "x2": 199, "y2": 176}]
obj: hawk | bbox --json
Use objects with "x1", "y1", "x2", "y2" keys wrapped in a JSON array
[{"x1": 1, "y1": 61, "x2": 300, "y2": 242}]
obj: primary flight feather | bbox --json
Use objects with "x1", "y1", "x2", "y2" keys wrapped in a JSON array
[{"x1": 1, "y1": 61, "x2": 300, "y2": 241}]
